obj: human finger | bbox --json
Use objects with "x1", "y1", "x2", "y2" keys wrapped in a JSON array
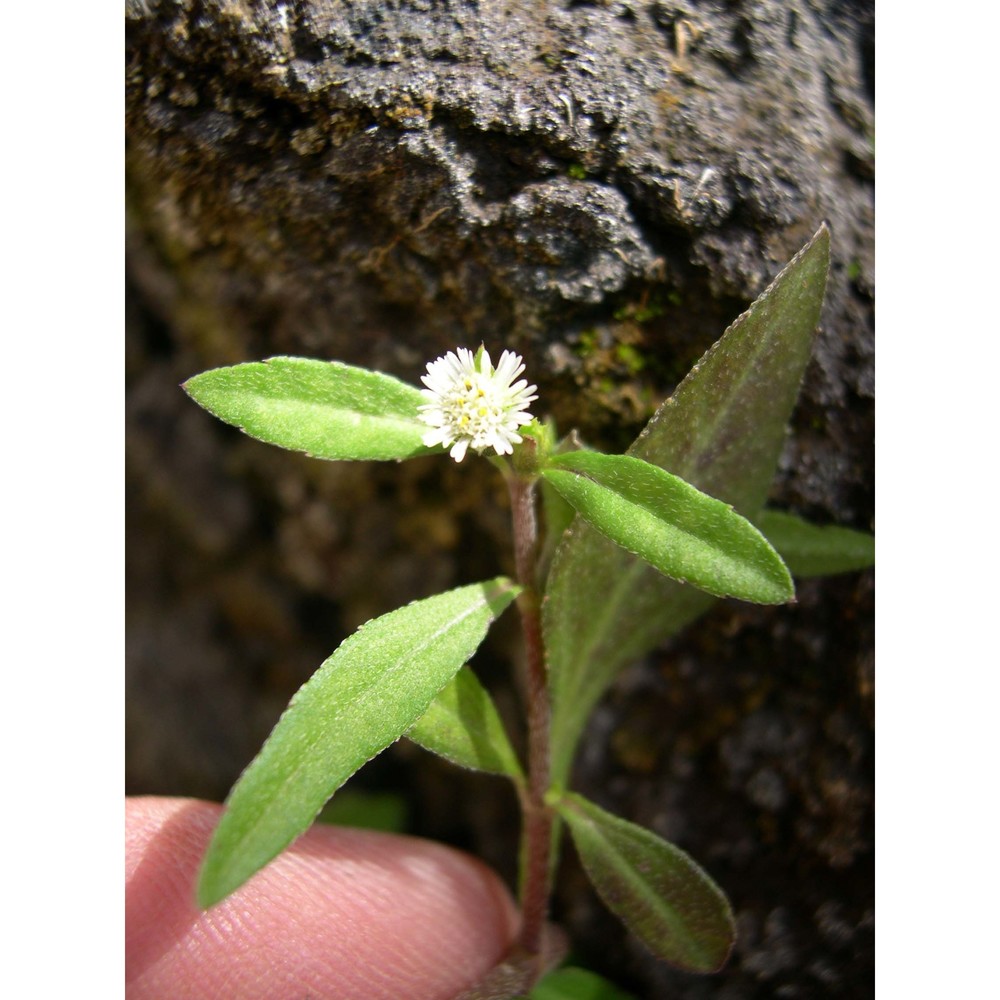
[{"x1": 126, "y1": 796, "x2": 519, "y2": 999}]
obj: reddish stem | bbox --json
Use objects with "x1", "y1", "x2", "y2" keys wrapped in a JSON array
[{"x1": 506, "y1": 469, "x2": 553, "y2": 968}]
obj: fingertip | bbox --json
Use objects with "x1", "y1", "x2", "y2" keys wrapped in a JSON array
[{"x1": 126, "y1": 797, "x2": 519, "y2": 1000}]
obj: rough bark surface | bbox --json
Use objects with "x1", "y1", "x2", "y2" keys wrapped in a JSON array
[{"x1": 126, "y1": 1, "x2": 873, "y2": 997}]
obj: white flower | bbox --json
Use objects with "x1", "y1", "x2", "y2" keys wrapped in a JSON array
[{"x1": 418, "y1": 347, "x2": 538, "y2": 462}]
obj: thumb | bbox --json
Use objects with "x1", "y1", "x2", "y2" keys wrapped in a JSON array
[{"x1": 126, "y1": 796, "x2": 519, "y2": 1000}]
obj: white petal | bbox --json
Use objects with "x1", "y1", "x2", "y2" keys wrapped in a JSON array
[
  {"x1": 495, "y1": 351, "x2": 523, "y2": 384},
  {"x1": 422, "y1": 427, "x2": 450, "y2": 447}
]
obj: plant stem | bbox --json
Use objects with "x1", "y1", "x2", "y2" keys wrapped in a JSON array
[{"x1": 506, "y1": 468, "x2": 553, "y2": 969}]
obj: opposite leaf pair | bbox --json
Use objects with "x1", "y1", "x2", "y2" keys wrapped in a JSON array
[{"x1": 183, "y1": 224, "x2": 873, "y2": 987}]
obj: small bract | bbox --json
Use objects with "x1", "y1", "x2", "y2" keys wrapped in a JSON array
[{"x1": 419, "y1": 347, "x2": 538, "y2": 462}]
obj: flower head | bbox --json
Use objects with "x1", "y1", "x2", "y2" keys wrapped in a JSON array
[{"x1": 418, "y1": 347, "x2": 538, "y2": 462}]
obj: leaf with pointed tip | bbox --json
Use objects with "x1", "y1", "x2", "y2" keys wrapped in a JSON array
[
  {"x1": 756, "y1": 509, "x2": 875, "y2": 577},
  {"x1": 407, "y1": 667, "x2": 524, "y2": 780},
  {"x1": 557, "y1": 793, "x2": 735, "y2": 974},
  {"x1": 183, "y1": 356, "x2": 436, "y2": 461},
  {"x1": 545, "y1": 226, "x2": 831, "y2": 788},
  {"x1": 543, "y1": 451, "x2": 793, "y2": 604},
  {"x1": 196, "y1": 578, "x2": 519, "y2": 908}
]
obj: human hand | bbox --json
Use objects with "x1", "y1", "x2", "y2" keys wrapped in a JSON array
[{"x1": 126, "y1": 797, "x2": 519, "y2": 999}]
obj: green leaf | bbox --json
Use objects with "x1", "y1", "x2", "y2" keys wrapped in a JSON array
[
  {"x1": 183, "y1": 356, "x2": 435, "y2": 461},
  {"x1": 530, "y1": 966, "x2": 639, "y2": 1000},
  {"x1": 407, "y1": 666, "x2": 525, "y2": 780},
  {"x1": 196, "y1": 578, "x2": 520, "y2": 908},
  {"x1": 756, "y1": 509, "x2": 875, "y2": 577},
  {"x1": 542, "y1": 451, "x2": 793, "y2": 604},
  {"x1": 539, "y1": 473, "x2": 577, "y2": 570},
  {"x1": 315, "y1": 790, "x2": 409, "y2": 833},
  {"x1": 557, "y1": 793, "x2": 735, "y2": 974},
  {"x1": 545, "y1": 225, "x2": 830, "y2": 788}
]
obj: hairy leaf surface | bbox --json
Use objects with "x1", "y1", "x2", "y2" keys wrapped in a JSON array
[
  {"x1": 544, "y1": 227, "x2": 830, "y2": 786},
  {"x1": 757, "y1": 509, "x2": 875, "y2": 577},
  {"x1": 407, "y1": 666, "x2": 524, "y2": 780},
  {"x1": 558, "y1": 793, "x2": 735, "y2": 973},
  {"x1": 184, "y1": 356, "x2": 434, "y2": 461},
  {"x1": 197, "y1": 578, "x2": 519, "y2": 907},
  {"x1": 543, "y1": 451, "x2": 792, "y2": 604}
]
